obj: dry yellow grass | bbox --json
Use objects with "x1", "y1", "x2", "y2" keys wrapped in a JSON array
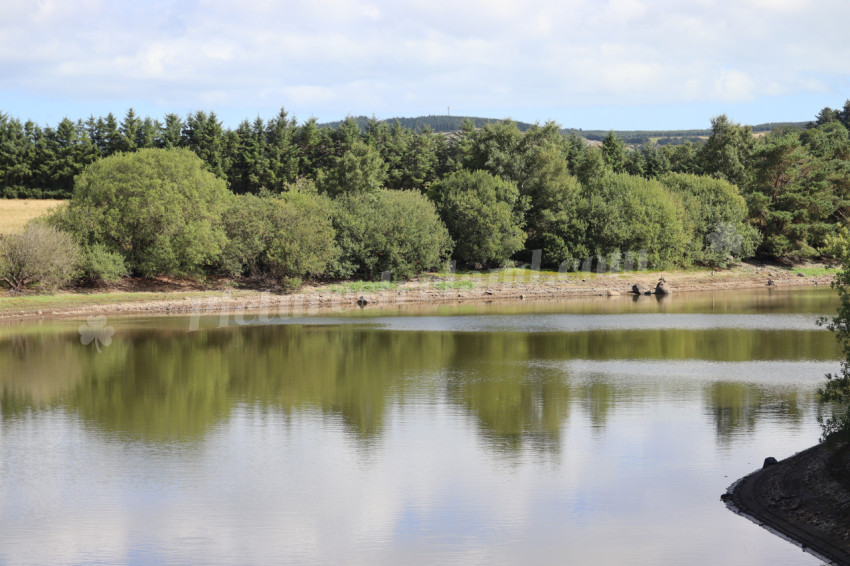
[{"x1": 0, "y1": 199, "x2": 65, "y2": 234}]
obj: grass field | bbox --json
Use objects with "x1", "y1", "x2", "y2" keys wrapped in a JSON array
[{"x1": 0, "y1": 199, "x2": 64, "y2": 234}]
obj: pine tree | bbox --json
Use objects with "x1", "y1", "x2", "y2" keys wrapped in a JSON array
[
  {"x1": 120, "y1": 108, "x2": 142, "y2": 152},
  {"x1": 160, "y1": 113, "x2": 184, "y2": 149},
  {"x1": 182, "y1": 111, "x2": 226, "y2": 177},
  {"x1": 265, "y1": 109, "x2": 299, "y2": 188}
]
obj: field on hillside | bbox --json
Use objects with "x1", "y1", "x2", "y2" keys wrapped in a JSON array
[{"x1": 0, "y1": 199, "x2": 64, "y2": 234}]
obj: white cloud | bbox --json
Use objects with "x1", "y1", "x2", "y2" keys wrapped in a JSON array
[
  {"x1": 360, "y1": 3, "x2": 382, "y2": 20},
  {"x1": 283, "y1": 85, "x2": 337, "y2": 105},
  {"x1": 712, "y1": 69, "x2": 757, "y2": 102},
  {"x1": 0, "y1": 0, "x2": 847, "y2": 124}
]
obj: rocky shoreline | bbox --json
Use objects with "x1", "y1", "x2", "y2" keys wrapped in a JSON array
[
  {"x1": 724, "y1": 443, "x2": 850, "y2": 565},
  {"x1": 0, "y1": 261, "x2": 835, "y2": 321}
]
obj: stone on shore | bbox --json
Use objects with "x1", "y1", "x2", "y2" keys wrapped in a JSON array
[
  {"x1": 632, "y1": 283, "x2": 652, "y2": 295},
  {"x1": 655, "y1": 280, "x2": 673, "y2": 295}
]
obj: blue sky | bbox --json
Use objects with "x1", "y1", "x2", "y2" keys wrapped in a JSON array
[{"x1": 1, "y1": 0, "x2": 848, "y2": 130}]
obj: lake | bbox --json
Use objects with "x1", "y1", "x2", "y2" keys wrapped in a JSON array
[{"x1": 0, "y1": 288, "x2": 841, "y2": 565}]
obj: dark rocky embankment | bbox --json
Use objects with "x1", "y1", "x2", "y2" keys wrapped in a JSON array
[{"x1": 724, "y1": 443, "x2": 850, "y2": 565}]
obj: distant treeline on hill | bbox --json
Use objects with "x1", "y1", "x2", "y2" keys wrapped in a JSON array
[
  {"x1": 319, "y1": 115, "x2": 537, "y2": 133},
  {"x1": 319, "y1": 115, "x2": 807, "y2": 145}
]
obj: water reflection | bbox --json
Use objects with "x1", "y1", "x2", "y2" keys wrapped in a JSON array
[
  {"x1": 1, "y1": 303, "x2": 840, "y2": 449},
  {"x1": 706, "y1": 381, "x2": 807, "y2": 445},
  {"x1": 0, "y1": 288, "x2": 842, "y2": 565}
]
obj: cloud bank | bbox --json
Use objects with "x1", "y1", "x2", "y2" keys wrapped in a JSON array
[{"x1": 0, "y1": 0, "x2": 848, "y2": 127}]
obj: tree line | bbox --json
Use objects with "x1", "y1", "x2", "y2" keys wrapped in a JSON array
[{"x1": 1, "y1": 101, "x2": 849, "y2": 291}]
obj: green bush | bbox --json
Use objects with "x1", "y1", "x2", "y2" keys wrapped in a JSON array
[
  {"x1": 582, "y1": 172, "x2": 691, "y2": 269},
  {"x1": 220, "y1": 193, "x2": 275, "y2": 277},
  {"x1": 428, "y1": 170, "x2": 525, "y2": 267},
  {"x1": 332, "y1": 189, "x2": 452, "y2": 280},
  {"x1": 265, "y1": 190, "x2": 338, "y2": 286},
  {"x1": 0, "y1": 222, "x2": 80, "y2": 291},
  {"x1": 63, "y1": 148, "x2": 231, "y2": 277},
  {"x1": 77, "y1": 243, "x2": 128, "y2": 284},
  {"x1": 221, "y1": 189, "x2": 337, "y2": 287},
  {"x1": 659, "y1": 173, "x2": 759, "y2": 266}
]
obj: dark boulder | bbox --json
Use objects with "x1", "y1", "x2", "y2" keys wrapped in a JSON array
[
  {"x1": 655, "y1": 280, "x2": 673, "y2": 295},
  {"x1": 632, "y1": 283, "x2": 652, "y2": 295}
]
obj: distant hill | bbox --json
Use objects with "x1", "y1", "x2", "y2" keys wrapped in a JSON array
[
  {"x1": 318, "y1": 115, "x2": 538, "y2": 133},
  {"x1": 317, "y1": 115, "x2": 808, "y2": 146}
]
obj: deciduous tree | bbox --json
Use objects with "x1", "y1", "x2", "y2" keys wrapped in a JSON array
[{"x1": 428, "y1": 169, "x2": 525, "y2": 267}]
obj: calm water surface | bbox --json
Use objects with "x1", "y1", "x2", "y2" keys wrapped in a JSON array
[{"x1": 0, "y1": 288, "x2": 842, "y2": 565}]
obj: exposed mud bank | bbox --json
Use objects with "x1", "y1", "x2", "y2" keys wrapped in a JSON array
[{"x1": 0, "y1": 261, "x2": 834, "y2": 321}]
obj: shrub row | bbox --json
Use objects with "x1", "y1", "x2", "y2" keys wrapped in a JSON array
[
  {"x1": 1, "y1": 145, "x2": 766, "y2": 292},
  {"x1": 1, "y1": 148, "x2": 450, "y2": 291}
]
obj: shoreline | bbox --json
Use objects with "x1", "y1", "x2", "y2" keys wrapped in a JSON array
[
  {"x1": 724, "y1": 443, "x2": 850, "y2": 565},
  {"x1": 0, "y1": 261, "x2": 835, "y2": 321}
]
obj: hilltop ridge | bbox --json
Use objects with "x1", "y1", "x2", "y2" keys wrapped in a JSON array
[{"x1": 317, "y1": 114, "x2": 808, "y2": 145}]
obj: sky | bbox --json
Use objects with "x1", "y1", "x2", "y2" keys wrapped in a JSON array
[{"x1": 0, "y1": 0, "x2": 848, "y2": 131}]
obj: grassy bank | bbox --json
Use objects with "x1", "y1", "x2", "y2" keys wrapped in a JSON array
[
  {"x1": 0, "y1": 289, "x2": 265, "y2": 316},
  {"x1": 0, "y1": 260, "x2": 836, "y2": 321}
]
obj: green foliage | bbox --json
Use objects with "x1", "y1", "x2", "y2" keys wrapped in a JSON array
[
  {"x1": 0, "y1": 222, "x2": 80, "y2": 291},
  {"x1": 428, "y1": 169, "x2": 525, "y2": 267},
  {"x1": 601, "y1": 131, "x2": 627, "y2": 173},
  {"x1": 811, "y1": 106, "x2": 841, "y2": 128},
  {"x1": 820, "y1": 229, "x2": 850, "y2": 441},
  {"x1": 220, "y1": 192, "x2": 275, "y2": 277},
  {"x1": 520, "y1": 142, "x2": 587, "y2": 267},
  {"x1": 582, "y1": 172, "x2": 691, "y2": 269},
  {"x1": 0, "y1": 114, "x2": 37, "y2": 196},
  {"x1": 77, "y1": 243, "x2": 128, "y2": 284},
  {"x1": 371, "y1": 121, "x2": 442, "y2": 192},
  {"x1": 664, "y1": 141, "x2": 700, "y2": 175},
  {"x1": 265, "y1": 190, "x2": 338, "y2": 286},
  {"x1": 659, "y1": 173, "x2": 759, "y2": 266},
  {"x1": 182, "y1": 111, "x2": 227, "y2": 178},
  {"x1": 316, "y1": 140, "x2": 388, "y2": 196},
  {"x1": 823, "y1": 225, "x2": 850, "y2": 260},
  {"x1": 332, "y1": 189, "x2": 452, "y2": 280},
  {"x1": 746, "y1": 126, "x2": 850, "y2": 258},
  {"x1": 627, "y1": 144, "x2": 671, "y2": 179},
  {"x1": 64, "y1": 148, "x2": 231, "y2": 277},
  {"x1": 457, "y1": 119, "x2": 526, "y2": 181},
  {"x1": 5, "y1": 103, "x2": 850, "y2": 273},
  {"x1": 448, "y1": 120, "x2": 587, "y2": 267},
  {"x1": 800, "y1": 121, "x2": 850, "y2": 161},
  {"x1": 221, "y1": 188, "x2": 338, "y2": 287},
  {"x1": 226, "y1": 111, "x2": 300, "y2": 194},
  {"x1": 319, "y1": 114, "x2": 538, "y2": 134},
  {"x1": 575, "y1": 147, "x2": 610, "y2": 186},
  {"x1": 698, "y1": 115, "x2": 754, "y2": 188}
]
